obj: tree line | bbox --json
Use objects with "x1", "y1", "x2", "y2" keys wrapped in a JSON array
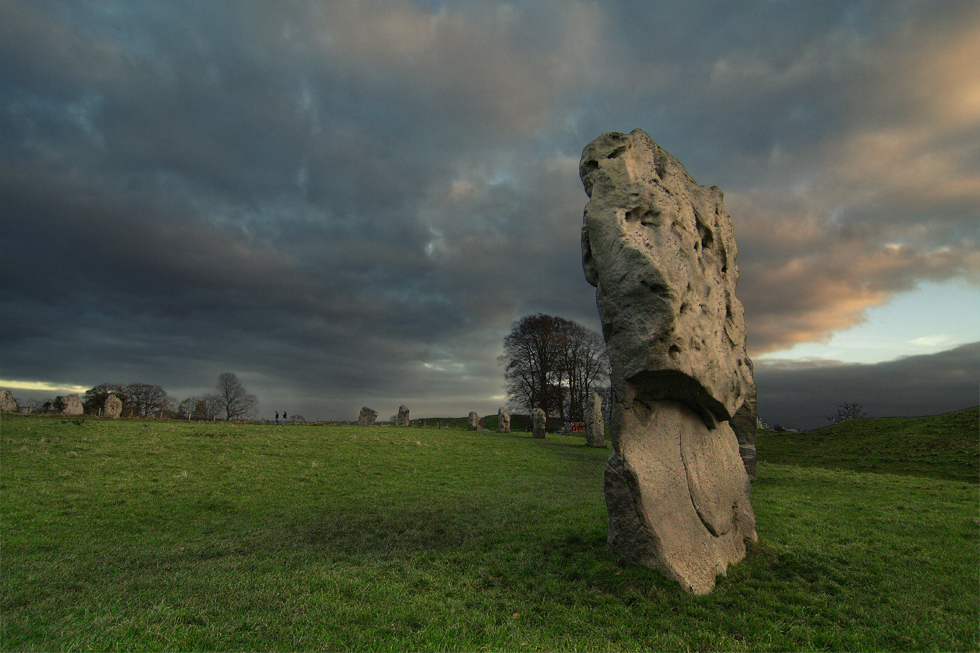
[
  {"x1": 30, "y1": 373, "x2": 258, "y2": 421},
  {"x1": 499, "y1": 314, "x2": 609, "y2": 422}
]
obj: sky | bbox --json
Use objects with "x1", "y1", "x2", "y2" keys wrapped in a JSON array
[{"x1": 1, "y1": 0, "x2": 978, "y2": 430}]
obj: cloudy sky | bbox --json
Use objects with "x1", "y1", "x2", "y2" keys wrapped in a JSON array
[{"x1": 2, "y1": 0, "x2": 978, "y2": 429}]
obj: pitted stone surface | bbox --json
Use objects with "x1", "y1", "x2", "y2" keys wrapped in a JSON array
[
  {"x1": 396, "y1": 405, "x2": 410, "y2": 427},
  {"x1": 581, "y1": 129, "x2": 752, "y2": 426},
  {"x1": 582, "y1": 129, "x2": 756, "y2": 594},
  {"x1": 104, "y1": 394, "x2": 123, "y2": 419},
  {"x1": 497, "y1": 408, "x2": 511, "y2": 433},
  {"x1": 358, "y1": 407, "x2": 378, "y2": 427},
  {"x1": 585, "y1": 393, "x2": 605, "y2": 447},
  {"x1": 468, "y1": 412, "x2": 480, "y2": 430}
]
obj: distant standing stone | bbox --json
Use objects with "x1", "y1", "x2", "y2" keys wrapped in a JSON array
[
  {"x1": 396, "y1": 405, "x2": 410, "y2": 427},
  {"x1": 729, "y1": 365, "x2": 758, "y2": 481},
  {"x1": 62, "y1": 393, "x2": 84, "y2": 416},
  {"x1": 0, "y1": 389, "x2": 17, "y2": 413},
  {"x1": 468, "y1": 412, "x2": 480, "y2": 430},
  {"x1": 104, "y1": 394, "x2": 123, "y2": 419},
  {"x1": 532, "y1": 408, "x2": 546, "y2": 439},
  {"x1": 358, "y1": 406, "x2": 378, "y2": 427},
  {"x1": 585, "y1": 393, "x2": 605, "y2": 447},
  {"x1": 497, "y1": 408, "x2": 511, "y2": 433}
]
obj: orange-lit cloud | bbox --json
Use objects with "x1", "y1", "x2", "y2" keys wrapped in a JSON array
[
  {"x1": 721, "y1": 7, "x2": 980, "y2": 354},
  {"x1": 732, "y1": 183, "x2": 978, "y2": 354}
]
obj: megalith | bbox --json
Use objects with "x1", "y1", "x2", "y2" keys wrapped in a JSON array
[
  {"x1": 580, "y1": 129, "x2": 756, "y2": 595},
  {"x1": 104, "y1": 394, "x2": 123, "y2": 419},
  {"x1": 468, "y1": 412, "x2": 480, "y2": 430},
  {"x1": 396, "y1": 405, "x2": 410, "y2": 427},
  {"x1": 0, "y1": 389, "x2": 17, "y2": 413},
  {"x1": 497, "y1": 408, "x2": 511, "y2": 433},
  {"x1": 585, "y1": 393, "x2": 605, "y2": 447},
  {"x1": 61, "y1": 393, "x2": 84, "y2": 416},
  {"x1": 358, "y1": 406, "x2": 378, "y2": 427},
  {"x1": 531, "y1": 408, "x2": 546, "y2": 439},
  {"x1": 728, "y1": 361, "x2": 758, "y2": 480}
]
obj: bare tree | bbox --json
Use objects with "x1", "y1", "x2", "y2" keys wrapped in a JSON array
[
  {"x1": 191, "y1": 395, "x2": 223, "y2": 421},
  {"x1": 557, "y1": 321, "x2": 610, "y2": 422},
  {"x1": 500, "y1": 314, "x2": 564, "y2": 418},
  {"x1": 177, "y1": 398, "x2": 197, "y2": 421},
  {"x1": 499, "y1": 314, "x2": 609, "y2": 420},
  {"x1": 828, "y1": 402, "x2": 865, "y2": 425},
  {"x1": 214, "y1": 373, "x2": 258, "y2": 421},
  {"x1": 159, "y1": 398, "x2": 179, "y2": 419},
  {"x1": 126, "y1": 383, "x2": 170, "y2": 418}
]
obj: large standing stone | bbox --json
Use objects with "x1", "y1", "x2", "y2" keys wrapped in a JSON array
[
  {"x1": 0, "y1": 389, "x2": 17, "y2": 413},
  {"x1": 358, "y1": 406, "x2": 378, "y2": 427},
  {"x1": 531, "y1": 408, "x2": 546, "y2": 439},
  {"x1": 104, "y1": 394, "x2": 123, "y2": 419},
  {"x1": 468, "y1": 412, "x2": 480, "y2": 430},
  {"x1": 581, "y1": 129, "x2": 756, "y2": 595},
  {"x1": 585, "y1": 393, "x2": 605, "y2": 447},
  {"x1": 497, "y1": 408, "x2": 511, "y2": 433},
  {"x1": 61, "y1": 393, "x2": 84, "y2": 416},
  {"x1": 728, "y1": 360, "x2": 758, "y2": 481},
  {"x1": 396, "y1": 405, "x2": 410, "y2": 427}
]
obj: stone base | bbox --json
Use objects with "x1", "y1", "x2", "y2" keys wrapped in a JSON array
[{"x1": 605, "y1": 398, "x2": 756, "y2": 595}]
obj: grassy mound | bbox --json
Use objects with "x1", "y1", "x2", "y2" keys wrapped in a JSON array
[
  {"x1": 1, "y1": 412, "x2": 977, "y2": 651},
  {"x1": 757, "y1": 406, "x2": 979, "y2": 482}
]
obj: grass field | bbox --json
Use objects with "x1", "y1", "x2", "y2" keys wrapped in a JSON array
[
  {"x1": 757, "y1": 406, "x2": 980, "y2": 483},
  {"x1": 2, "y1": 409, "x2": 978, "y2": 651}
]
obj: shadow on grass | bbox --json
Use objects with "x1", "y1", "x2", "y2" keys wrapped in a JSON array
[
  {"x1": 290, "y1": 504, "x2": 495, "y2": 557},
  {"x1": 538, "y1": 529, "x2": 867, "y2": 604},
  {"x1": 284, "y1": 503, "x2": 696, "y2": 600}
]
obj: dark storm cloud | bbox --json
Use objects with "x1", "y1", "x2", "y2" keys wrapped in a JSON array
[
  {"x1": 754, "y1": 342, "x2": 980, "y2": 431},
  {"x1": 1, "y1": 0, "x2": 977, "y2": 420}
]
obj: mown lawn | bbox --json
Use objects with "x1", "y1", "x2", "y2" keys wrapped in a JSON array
[{"x1": 1, "y1": 413, "x2": 977, "y2": 651}]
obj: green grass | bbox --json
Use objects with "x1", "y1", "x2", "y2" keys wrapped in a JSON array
[
  {"x1": 757, "y1": 406, "x2": 980, "y2": 482},
  {"x1": 2, "y1": 413, "x2": 978, "y2": 651}
]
